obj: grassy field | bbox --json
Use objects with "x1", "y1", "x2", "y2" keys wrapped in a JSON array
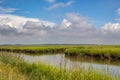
[
  {"x1": 0, "y1": 45, "x2": 68, "y2": 54},
  {"x1": 0, "y1": 52, "x2": 119, "y2": 80},
  {"x1": 65, "y1": 45, "x2": 120, "y2": 60},
  {"x1": 0, "y1": 45, "x2": 120, "y2": 60}
]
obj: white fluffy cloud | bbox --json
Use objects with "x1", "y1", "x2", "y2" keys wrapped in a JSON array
[
  {"x1": 45, "y1": 13, "x2": 120, "y2": 44},
  {"x1": 0, "y1": 14, "x2": 56, "y2": 41},
  {"x1": 96, "y1": 22, "x2": 120, "y2": 44},
  {"x1": 101, "y1": 23, "x2": 120, "y2": 32},
  {"x1": 100, "y1": 22, "x2": 120, "y2": 39},
  {"x1": 60, "y1": 19, "x2": 72, "y2": 29},
  {"x1": 47, "y1": 13, "x2": 96, "y2": 44},
  {"x1": 46, "y1": 1, "x2": 73, "y2": 10},
  {"x1": 0, "y1": 13, "x2": 120, "y2": 44}
]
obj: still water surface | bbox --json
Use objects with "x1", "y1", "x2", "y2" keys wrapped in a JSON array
[{"x1": 17, "y1": 53, "x2": 120, "y2": 77}]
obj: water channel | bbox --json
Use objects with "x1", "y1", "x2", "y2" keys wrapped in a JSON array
[{"x1": 16, "y1": 53, "x2": 120, "y2": 77}]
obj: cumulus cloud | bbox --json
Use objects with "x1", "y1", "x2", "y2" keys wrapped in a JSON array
[
  {"x1": 46, "y1": 1, "x2": 73, "y2": 10},
  {"x1": 0, "y1": 14, "x2": 56, "y2": 41},
  {"x1": 96, "y1": 22, "x2": 120, "y2": 44},
  {"x1": 44, "y1": 13, "x2": 97, "y2": 44},
  {"x1": 0, "y1": 13, "x2": 120, "y2": 44},
  {"x1": 45, "y1": 13, "x2": 120, "y2": 44},
  {"x1": 60, "y1": 19, "x2": 72, "y2": 30},
  {"x1": 101, "y1": 23, "x2": 120, "y2": 32},
  {"x1": 66, "y1": 13, "x2": 93, "y2": 29},
  {"x1": 100, "y1": 22, "x2": 120, "y2": 39}
]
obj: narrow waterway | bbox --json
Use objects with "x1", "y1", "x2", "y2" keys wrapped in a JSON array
[{"x1": 17, "y1": 53, "x2": 120, "y2": 77}]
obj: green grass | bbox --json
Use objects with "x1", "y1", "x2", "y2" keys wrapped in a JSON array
[
  {"x1": 0, "y1": 62, "x2": 26, "y2": 80},
  {"x1": 0, "y1": 52, "x2": 119, "y2": 80},
  {"x1": 0, "y1": 45, "x2": 120, "y2": 60},
  {"x1": 64, "y1": 45, "x2": 120, "y2": 60},
  {"x1": 0, "y1": 45, "x2": 68, "y2": 54}
]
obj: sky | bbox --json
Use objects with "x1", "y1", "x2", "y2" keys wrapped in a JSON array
[{"x1": 0, "y1": 0, "x2": 120, "y2": 44}]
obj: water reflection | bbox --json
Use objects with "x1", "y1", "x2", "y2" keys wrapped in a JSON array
[{"x1": 17, "y1": 53, "x2": 120, "y2": 77}]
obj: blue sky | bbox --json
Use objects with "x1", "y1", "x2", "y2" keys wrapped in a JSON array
[
  {"x1": 0, "y1": 0, "x2": 120, "y2": 44},
  {"x1": 1, "y1": 0, "x2": 120, "y2": 26}
]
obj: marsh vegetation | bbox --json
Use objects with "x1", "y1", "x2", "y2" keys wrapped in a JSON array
[{"x1": 0, "y1": 45, "x2": 120, "y2": 80}]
